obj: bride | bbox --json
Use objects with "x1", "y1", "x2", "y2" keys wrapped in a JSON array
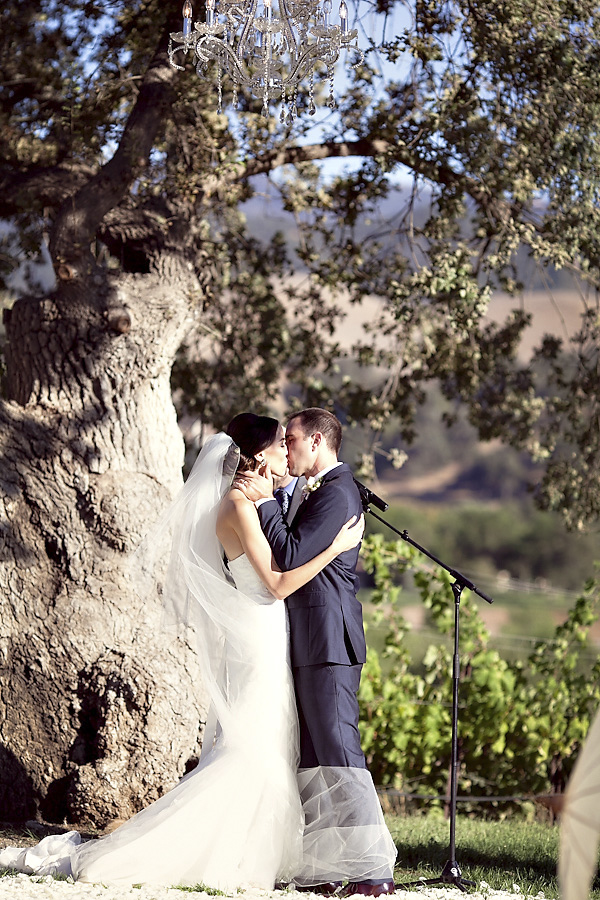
[{"x1": 0, "y1": 414, "x2": 364, "y2": 891}]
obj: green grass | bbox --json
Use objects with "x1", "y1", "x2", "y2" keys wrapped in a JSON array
[
  {"x1": 386, "y1": 813, "x2": 600, "y2": 898},
  {"x1": 3, "y1": 816, "x2": 600, "y2": 897}
]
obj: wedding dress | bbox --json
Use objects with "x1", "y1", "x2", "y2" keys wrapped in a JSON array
[{"x1": 0, "y1": 435, "x2": 303, "y2": 890}]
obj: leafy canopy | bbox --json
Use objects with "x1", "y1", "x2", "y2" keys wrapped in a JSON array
[{"x1": 1, "y1": 0, "x2": 600, "y2": 527}]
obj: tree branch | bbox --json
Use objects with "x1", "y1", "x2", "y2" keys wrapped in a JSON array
[
  {"x1": 241, "y1": 137, "x2": 393, "y2": 177},
  {"x1": 239, "y1": 137, "x2": 505, "y2": 220},
  {"x1": 0, "y1": 161, "x2": 96, "y2": 216},
  {"x1": 49, "y1": 7, "x2": 182, "y2": 277}
]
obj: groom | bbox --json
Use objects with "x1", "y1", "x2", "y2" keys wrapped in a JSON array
[{"x1": 239, "y1": 408, "x2": 396, "y2": 897}]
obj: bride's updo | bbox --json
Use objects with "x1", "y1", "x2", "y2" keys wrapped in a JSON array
[{"x1": 225, "y1": 413, "x2": 281, "y2": 474}]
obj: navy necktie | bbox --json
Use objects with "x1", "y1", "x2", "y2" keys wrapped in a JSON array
[{"x1": 274, "y1": 487, "x2": 290, "y2": 518}]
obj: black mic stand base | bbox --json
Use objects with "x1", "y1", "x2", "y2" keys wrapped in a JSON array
[{"x1": 396, "y1": 859, "x2": 476, "y2": 892}]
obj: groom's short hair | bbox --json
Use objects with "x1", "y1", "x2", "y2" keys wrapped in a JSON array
[{"x1": 288, "y1": 408, "x2": 342, "y2": 455}]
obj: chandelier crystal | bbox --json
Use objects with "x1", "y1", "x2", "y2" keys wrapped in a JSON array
[{"x1": 168, "y1": 0, "x2": 362, "y2": 120}]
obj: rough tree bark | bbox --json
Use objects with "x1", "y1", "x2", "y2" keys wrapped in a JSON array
[
  {"x1": 0, "y1": 257, "x2": 209, "y2": 826},
  {"x1": 0, "y1": 9, "x2": 210, "y2": 826}
]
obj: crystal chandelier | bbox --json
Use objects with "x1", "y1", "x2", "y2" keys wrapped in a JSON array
[{"x1": 168, "y1": 0, "x2": 362, "y2": 120}]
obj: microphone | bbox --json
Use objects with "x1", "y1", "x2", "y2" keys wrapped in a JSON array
[{"x1": 353, "y1": 478, "x2": 389, "y2": 512}]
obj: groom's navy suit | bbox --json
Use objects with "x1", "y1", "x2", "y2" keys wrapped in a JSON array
[
  {"x1": 258, "y1": 463, "x2": 367, "y2": 769},
  {"x1": 259, "y1": 463, "x2": 395, "y2": 887}
]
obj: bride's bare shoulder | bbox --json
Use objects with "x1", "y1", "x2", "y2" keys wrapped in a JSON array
[{"x1": 220, "y1": 487, "x2": 251, "y2": 518}]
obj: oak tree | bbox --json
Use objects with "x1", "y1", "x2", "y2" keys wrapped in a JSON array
[{"x1": 1, "y1": 0, "x2": 598, "y2": 823}]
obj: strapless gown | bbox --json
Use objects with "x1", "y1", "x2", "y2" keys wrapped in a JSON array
[{"x1": 0, "y1": 556, "x2": 304, "y2": 891}]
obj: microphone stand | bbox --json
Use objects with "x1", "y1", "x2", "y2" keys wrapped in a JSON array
[{"x1": 354, "y1": 480, "x2": 493, "y2": 892}]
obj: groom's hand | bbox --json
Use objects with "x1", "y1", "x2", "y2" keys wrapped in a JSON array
[{"x1": 233, "y1": 465, "x2": 274, "y2": 503}]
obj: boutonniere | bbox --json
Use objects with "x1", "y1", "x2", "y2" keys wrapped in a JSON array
[{"x1": 301, "y1": 476, "x2": 324, "y2": 497}]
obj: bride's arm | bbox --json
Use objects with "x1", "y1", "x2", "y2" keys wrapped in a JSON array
[{"x1": 225, "y1": 491, "x2": 364, "y2": 601}]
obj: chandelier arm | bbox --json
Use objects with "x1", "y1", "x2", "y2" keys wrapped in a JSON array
[
  {"x1": 286, "y1": 37, "x2": 339, "y2": 84},
  {"x1": 283, "y1": 26, "x2": 357, "y2": 83},
  {"x1": 225, "y1": 4, "x2": 250, "y2": 59},
  {"x1": 278, "y1": 0, "x2": 299, "y2": 56},
  {"x1": 237, "y1": 0, "x2": 261, "y2": 59},
  {"x1": 196, "y1": 34, "x2": 256, "y2": 85},
  {"x1": 195, "y1": 31, "x2": 224, "y2": 64},
  {"x1": 168, "y1": 39, "x2": 192, "y2": 71}
]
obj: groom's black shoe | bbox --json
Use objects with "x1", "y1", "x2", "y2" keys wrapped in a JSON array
[
  {"x1": 297, "y1": 882, "x2": 343, "y2": 895},
  {"x1": 340, "y1": 882, "x2": 395, "y2": 897}
]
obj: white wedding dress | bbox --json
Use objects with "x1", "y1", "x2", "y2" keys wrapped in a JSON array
[
  {"x1": 0, "y1": 435, "x2": 304, "y2": 890},
  {"x1": 0, "y1": 556, "x2": 303, "y2": 890}
]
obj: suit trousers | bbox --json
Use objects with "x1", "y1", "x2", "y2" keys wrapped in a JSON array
[
  {"x1": 294, "y1": 663, "x2": 367, "y2": 769},
  {"x1": 293, "y1": 664, "x2": 394, "y2": 885}
]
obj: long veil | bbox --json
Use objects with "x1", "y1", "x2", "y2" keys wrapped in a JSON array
[
  {"x1": 138, "y1": 430, "x2": 294, "y2": 755},
  {"x1": 151, "y1": 431, "x2": 243, "y2": 744}
]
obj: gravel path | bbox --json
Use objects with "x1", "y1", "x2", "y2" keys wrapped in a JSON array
[
  {"x1": 0, "y1": 874, "x2": 539, "y2": 900},
  {"x1": 0, "y1": 827, "x2": 542, "y2": 900}
]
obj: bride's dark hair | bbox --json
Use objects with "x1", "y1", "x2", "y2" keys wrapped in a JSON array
[{"x1": 225, "y1": 413, "x2": 281, "y2": 473}]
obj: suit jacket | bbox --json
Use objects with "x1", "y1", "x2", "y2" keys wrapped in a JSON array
[{"x1": 258, "y1": 463, "x2": 366, "y2": 668}]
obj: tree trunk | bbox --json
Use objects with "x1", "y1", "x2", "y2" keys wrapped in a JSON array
[{"x1": 0, "y1": 255, "x2": 208, "y2": 827}]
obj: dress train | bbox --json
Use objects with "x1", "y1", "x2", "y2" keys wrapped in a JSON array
[{"x1": 0, "y1": 554, "x2": 303, "y2": 890}]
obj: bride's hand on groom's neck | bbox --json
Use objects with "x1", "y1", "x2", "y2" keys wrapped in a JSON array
[{"x1": 233, "y1": 464, "x2": 274, "y2": 503}]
